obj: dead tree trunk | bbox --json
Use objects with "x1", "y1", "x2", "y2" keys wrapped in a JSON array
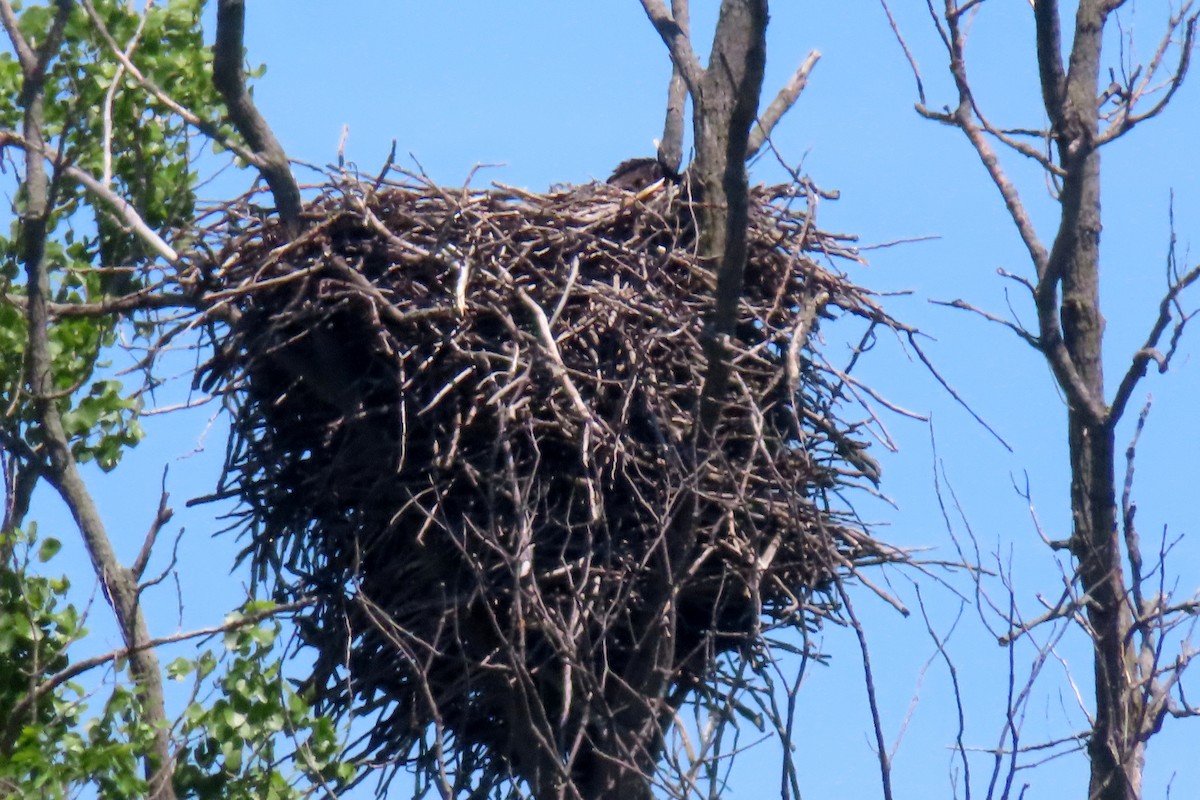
[
  {"x1": 1059, "y1": 125, "x2": 1139, "y2": 800},
  {"x1": 890, "y1": 0, "x2": 1200, "y2": 796},
  {"x1": 690, "y1": 0, "x2": 768, "y2": 436},
  {"x1": 1046, "y1": 7, "x2": 1139, "y2": 795}
]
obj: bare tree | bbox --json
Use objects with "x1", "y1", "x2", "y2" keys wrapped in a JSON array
[{"x1": 884, "y1": 2, "x2": 1200, "y2": 797}]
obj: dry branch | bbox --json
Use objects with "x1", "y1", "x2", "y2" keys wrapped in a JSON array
[
  {"x1": 639, "y1": 0, "x2": 705, "y2": 96},
  {"x1": 747, "y1": 50, "x2": 820, "y2": 160},
  {"x1": 656, "y1": 0, "x2": 691, "y2": 175},
  {"x1": 887, "y1": 3, "x2": 1200, "y2": 798}
]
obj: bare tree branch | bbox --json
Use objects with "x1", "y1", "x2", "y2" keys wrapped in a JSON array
[
  {"x1": 1109, "y1": 215, "x2": 1200, "y2": 425},
  {"x1": 1099, "y1": 4, "x2": 1198, "y2": 143},
  {"x1": 913, "y1": 76, "x2": 1050, "y2": 274},
  {"x1": 212, "y1": 0, "x2": 303, "y2": 237},
  {"x1": 931, "y1": 297, "x2": 1041, "y2": 349},
  {"x1": 878, "y1": 0, "x2": 927, "y2": 105},
  {"x1": 746, "y1": 50, "x2": 820, "y2": 160},
  {"x1": 905, "y1": 331, "x2": 1014, "y2": 451},
  {"x1": 0, "y1": 130, "x2": 179, "y2": 262},
  {"x1": 836, "y1": 576, "x2": 894, "y2": 800},
  {"x1": 893, "y1": 1, "x2": 1200, "y2": 797},
  {"x1": 131, "y1": 472, "x2": 173, "y2": 582},
  {"x1": 95, "y1": 0, "x2": 149, "y2": 185},
  {"x1": 1033, "y1": 0, "x2": 1068, "y2": 132},
  {"x1": 2, "y1": 287, "x2": 198, "y2": 318},
  {"x1": 638, "y1": 0, "x2": 705, "y2": 97},
  {"x1": 911, "y1": 2, "x2": 1110, "y2": 427},
  {"x1": 656, "y1": 0, "x2": 690, "y2": 174}
]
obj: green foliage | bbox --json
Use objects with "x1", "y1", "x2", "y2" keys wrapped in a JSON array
[
  {"x1": 0, "y1": 3, "x2": 351, "y2": 797},
  {"x1": 19, "y1": 0, "x2": 222, "y2": 260},
  {"x1": 0, "y1": 0, "x2": 227, "y2": 474},
  {"x1": 171, "y1": 605, "x2": 356, "y2": 799},
  {"x1": 0, "y1": 529, "x2": 77, "y2": 735},
  {"x1": 60, "y1": 378, "x2": 143, "y2": 471},
  {"x1": 0, "y1": 527, "x2": 148, "y2": 800},
  {"x1": 0, "y1": 532, "x2": 347, "y2": 798}
]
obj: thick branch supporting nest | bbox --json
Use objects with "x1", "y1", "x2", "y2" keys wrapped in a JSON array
[{"x1": 197, "y1": 171, "x2": 900, "y2": 794}]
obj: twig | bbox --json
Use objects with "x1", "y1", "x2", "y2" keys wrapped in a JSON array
[
  {"x1": 931, "y1": 298, "x2": 1040, "y2": 349},
  {"x1": 131, "y1": 470, "x2": 173, "y2": 581},
  {"x1": 1109, "y1": 231, "x2": 1200, "y2": 425},
  {"x1": 836, "y1": 576, "x2": 894, "y2": 800},
  {"x1": 516, "y1": 288, "x2": 597, "y2": 431},
  {"x1": 905, "y1": 331, "x2": 1014, "y2": 452}
]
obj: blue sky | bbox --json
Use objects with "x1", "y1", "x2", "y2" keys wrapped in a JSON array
[{"x1": 25, "y1": 1, "x2": 1200, "y2": 797}]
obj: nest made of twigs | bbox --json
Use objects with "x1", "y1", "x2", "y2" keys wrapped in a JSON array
[{"x1": 195, "y1": 170, "x2": 899, "y2": 789}]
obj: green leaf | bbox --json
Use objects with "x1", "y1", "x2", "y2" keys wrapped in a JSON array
[
  {"x1": 167, "y1": 656, "x2": 194, "y2": 680},
  {"x1": 36, "y1": 537, "x2": 62, "y2": 563}
]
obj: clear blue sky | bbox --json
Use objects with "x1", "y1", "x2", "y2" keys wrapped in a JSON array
[{"x1": 32, "y1": 1, "x2": 1200, "y2": 797}]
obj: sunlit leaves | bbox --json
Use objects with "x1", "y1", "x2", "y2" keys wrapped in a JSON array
[
  {"x1": 60, "y1": 379, "x2": 142, "y2": 471},
  {"x1": 0, "y1": 0, "x2": 225, "y2": 471},
  {"x1": 2, "y1": 532, "x2": 346, "y2": 799},
  {"x1": 0, "y1": 529, "x2": 88, "y2": 796},
  {"x1": 171, "y1": 608, "x2": 355, "y2": 799},
  {"x1": 0, "y1": 3, "x2": 346, "y2": 798}
]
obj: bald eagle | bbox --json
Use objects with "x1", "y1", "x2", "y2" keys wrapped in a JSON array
[{"x1": 606, "y1": 156, "x2": 681, "y2": 191}]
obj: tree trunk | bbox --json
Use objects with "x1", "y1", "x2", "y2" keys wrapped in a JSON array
[
  {"x1": 692, "y1": 0, "x2": 768, "y2": 436},
  {"x1": 14, "y1": 3, "x2": 178, "y2": 796},
  {"x1": 1055, "y1": 6, "x2": 1138, "y2": 796},
  {"x1": 582, "y1": 3, "x2": 767, "y2": 798},
  {"x1": 1061, "y1": 154, "x2": 1139, "y2": 800}
]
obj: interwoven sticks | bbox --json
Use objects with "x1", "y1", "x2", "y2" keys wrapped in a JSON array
[{"x1": 199, "y1": 171, "x2": 900, "y2": 791}]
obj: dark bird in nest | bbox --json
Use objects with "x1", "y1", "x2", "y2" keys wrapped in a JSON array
[{"x1": 606, "y1": 156, "x2": 682, "y2": 191}]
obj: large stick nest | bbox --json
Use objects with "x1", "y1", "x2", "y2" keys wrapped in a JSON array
[{"x1": 196, "y1": 170, "x2": 901, "y2": 788}]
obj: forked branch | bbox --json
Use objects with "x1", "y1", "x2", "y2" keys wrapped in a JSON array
[
  {"x1": 638, "y1": 0, "x2": 705, "y2": 96},
  {"x1": 1098, "y1": 4, "x2": 1198, "y2": 144},
  {"x1": 1109, "y1": 213, "x2": 1200, "y2": 425}
]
